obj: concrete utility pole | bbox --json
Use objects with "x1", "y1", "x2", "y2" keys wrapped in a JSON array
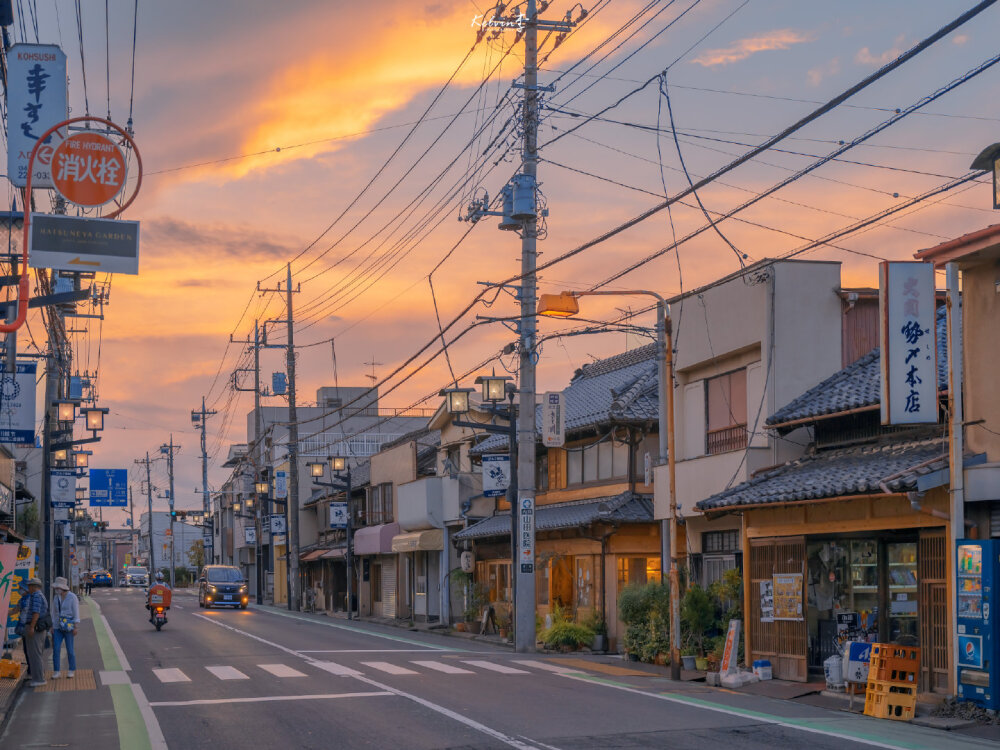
[
  {"x1": 284, "y1": 263, "x2": 301, "y2": 611},
  {"x1": 160, "y1": 436, "x2": 178, "y2": 587},
  {"x1": 135, "y1": 452, "x2": 155, "y2": 573},
  {"x1": 514, "y1": 0, "x2": 541, "y2": 654},
  {"x1": 192, "y1": 396, "x2": 217, "y2": 569}
]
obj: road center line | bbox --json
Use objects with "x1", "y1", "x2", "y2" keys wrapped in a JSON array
[
  {"x1": 251, "y1": 605, "x2": 462, "y2": 651},
  {"x1": 193, "y1": 612, "x2": 558, "y2": 750}
]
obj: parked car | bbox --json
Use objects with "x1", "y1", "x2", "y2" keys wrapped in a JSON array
[
  {"x1": 92, "y1": 570, "x2": 113, "y2": 587},
  {"x1": 126, "y1": 566, "x2": 150, "y2": 587},
  {"x1": 198, "y1": 565, "x2": 249, "y2": 609},
  {"x1": 118, "y1": 576, "x2": 127, "y2": 587}
]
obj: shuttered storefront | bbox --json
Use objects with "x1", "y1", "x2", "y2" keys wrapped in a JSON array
[
  {"x1": 748, "y1": 536, "x2": 808, "y2": 682},
  {"x1": 381, "y1": 557, "x2": 397, "y2": 618}
]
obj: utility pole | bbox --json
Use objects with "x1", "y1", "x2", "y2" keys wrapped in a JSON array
[
  {"x1": 129, "y1": 485, "x2": 137, "y2": 564},
  {"x1": 135, "y1": 452, "x2": 155, "y2": 573},
  {"x1": 515, "y1": 0, "x2": 541, "y2": 655},
  {"x1": 284, "y1": 264, "x2": 301, "y2": 611},
  {"x1": 160, "y1": 436, "x2": 178, "y2": 587},
  {"x1": 192, "y1": 396, "x2": 217, "y2": 571}
]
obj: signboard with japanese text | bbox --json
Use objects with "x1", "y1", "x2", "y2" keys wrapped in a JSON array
[
  {"x1": 542, "y1": 391, "x2": 565, "y2": 447},
  {"x1": 244, "y1": 526, "x2": 256, "y2": 545},
  {"x1": 6, "y1": 44, "x2": 67, "y2": 188},
  {"x1": 519, "y1": 494, "x2": 534, "y2": 574},
  {"x1": 759, "y1": 580, "x2": 774, "y2": 623},
  {"x1": 89, "y1": 468, "x2": 128, "y2": 507},
  {"x1": 772, "y1": 573, "x2": 804, "y2": 621},
  {"x1": 270, "y1": 514, "x2": 287, "y2": 534},
  {"x1": 329, "y1": 501, "x2": 348, "y2": 529},
  {"x1": 30, "y1": 214, "x2": 140, "y2": 275},
  {"x1": 482, "y1": 454, "x2": 510, "y2": 498},
  {"x1": 0, "y1": 362, "x2": 37, "y2": 446},
  {"x1": 720, "y1": 619, "x2": 741, "y2": 675},
  {"x1": 879, "y1": 262, "x2": 937, "y2": 425},
  {"x1": 5, "y1": 541, "x2": 36, "y2": 643},
  {"x1": 275, "y1": 470, "x2": 287, "y2": 499},
  {"x1": 50, "y1": 469, "x2": 75, "y2": 507},
  {"x1": 845, "y1": 641, "x2": 872, "y2": 684},
  {"x1": 52, "y1": 131, "x2": 127, "y2": 207},
  {"x1": 0, "y1": 544, "x2": 20, "y2": 647}
]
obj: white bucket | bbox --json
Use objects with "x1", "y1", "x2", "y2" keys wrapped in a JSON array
[{"x1": 824, "y1": 654, "x2": 843, "y2": 687}]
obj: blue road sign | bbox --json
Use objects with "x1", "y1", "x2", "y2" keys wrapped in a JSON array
[{"x1": 89, "y1": 468, "x2": 128, "y2": 507}]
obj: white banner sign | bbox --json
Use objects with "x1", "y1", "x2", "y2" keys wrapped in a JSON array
[
  {"x1": 482, "y1": 454, "x2": 510, "y2": 498},
  {"x1": 270, "y1": 514, "x2": 287, "y2": 534},
  {"x1": 0, "y1": 362, "x2": 37, "y2": 445},
  {"x1": 542, "y1": 391, "x2": 565, "y2": 447},
  {"x1": 244, "y1": 526, "x2": 256, "y2": 545},
  {"x1": 7, "y1": 44, "x2": 68, "y2": 188},
  {"x1": 329, "y1": 501, "x2": 348, "y2": 529},
  {"x1": 518, "y1": 494, "x2": 534, "y2": 574},
  {"x1": 879, "y1": 261, "x2": 937, "y2": 424},
  {"x1": 274, "y1": 470, "x2": 287, "y2": 499},
  {"x1": 50, "y1": 469, "x2": 76, "y2": 507}
]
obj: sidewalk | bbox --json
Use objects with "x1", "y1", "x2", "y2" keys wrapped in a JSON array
[
  {"x1": 0, "y1": 643, "x2": 26, "y2": 735},
  {"x1": 0, "y1": 594, "x2": 147, "y2": 748}
]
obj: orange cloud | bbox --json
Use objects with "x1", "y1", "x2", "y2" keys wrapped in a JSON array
[
  {"x1": 690, "y1": 28, "x2": 814, "y2": 67},
  {"x1": 856, "y1": 34, "x2": 905, "y2": 66}
]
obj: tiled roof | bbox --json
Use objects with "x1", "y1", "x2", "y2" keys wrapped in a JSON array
[
  {"x1": 471, "y1": 344, "x2": 658, "y2": 455},
  {"x1": 453, "y1": 491, "x2": 653, "y2": 540},
  {"x1": 767, "y1": 306, "x2": 948, "y2": 427},
  {"x1": 695, "y1": 437, "x2": 947, "y2": 511}
]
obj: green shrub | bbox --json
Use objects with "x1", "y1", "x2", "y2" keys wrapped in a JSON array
[
  {"x1": 681, "y1": 584, "x2": 714, "y2": 655},
  {"x1": 540, "y1": 621, "x2": 594, "y2": 650},
  {"x1": 618, "y1": 580, "x2": 671, "y2": 662}
]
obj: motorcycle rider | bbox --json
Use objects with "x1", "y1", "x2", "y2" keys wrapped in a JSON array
[{"x1": 146, "y1": 572, "x2": 172, "y2": 624}]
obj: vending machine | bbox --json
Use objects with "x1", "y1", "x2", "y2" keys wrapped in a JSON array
[{"x1": 957, "y1": 539, "x2": 998, "y2": 709}]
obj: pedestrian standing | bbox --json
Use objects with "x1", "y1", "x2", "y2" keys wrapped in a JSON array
[
  {"x1": 50, "y1": 577, "x2": 80, "y2": 679},
  {"x1": 84, "y1": 570, "x2": 93, "y2": 596},
  {"x1": 22, "y1": 577, "x2": 49, "y2": 688}
]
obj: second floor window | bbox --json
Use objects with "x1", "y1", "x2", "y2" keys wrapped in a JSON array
[
  {"x1": 565, "y1": 439, "x2": 629, "y2": 486},
  {"x1": 706, "y1": 368, "x2": 748, "y2": 455},
  {"x1": 367, "y1": 482, "x2": 393, "y2": 525}
]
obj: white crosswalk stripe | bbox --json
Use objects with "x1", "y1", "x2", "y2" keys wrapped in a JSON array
[
  {"x1": 258, "y1": 664, "x2": 307, "y2": 678},
  {"x1": 362, "y1": 661, "x2": 420, "y2": 675},
  {"x1": 310, "y1": 661, "x2": 362, "y2": 677},
  {"x1": 152, "y1": 667, "x2": 190, "y2": 683},
  {"x1": 410, "y1": 660, "x2": 475, "y2": 674},
  {"x1": 206, "y1": 665, "x2": 250, "y2": 680},
  {"x1": 512, "y1": 660, "x2": 583, "y2": 674},
  {"x1": 461, "y1": 660, "x2": 530, "y2": 674}
]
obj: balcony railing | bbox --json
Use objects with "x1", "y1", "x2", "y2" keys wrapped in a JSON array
[{"x1": 707, "y1": 424, "x2": 748, "y2": 455}]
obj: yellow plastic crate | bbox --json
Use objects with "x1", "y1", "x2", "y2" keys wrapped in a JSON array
[
  {"x1": 869, "y1": 644, "x2": 920, "y2": 684},
  {"x1": 0, "y1": 659, "x2": 21, "y2": 680},
  {"x1": 864, "y1": 684, "x2": 916, "y2": 721}
]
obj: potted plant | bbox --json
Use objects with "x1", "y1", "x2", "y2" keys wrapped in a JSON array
[
  {"x1": 583, "y1": 611, "x2": 609, "y2": 652},
  {"x1": 681, "y1": 646, "x2": 697, "y2": 671},
  {"x1": 495, "y1": 607, "x2": 512, "y2": 641},
  {"x1": 682, "y1": 584, "x2": 715, "y2": 671}
]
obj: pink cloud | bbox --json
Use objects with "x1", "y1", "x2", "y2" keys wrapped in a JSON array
[
  {"x1": 690, "y1": 28, "x2": 815, "y2": 67},
  {"x1": 856, "y1": 34, "x2": 906, "y2": 66}
]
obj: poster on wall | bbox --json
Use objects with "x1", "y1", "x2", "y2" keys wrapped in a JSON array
[
  {"x1": 773, "y1": 573, "x2": 804, "y2": 621},
  {"x1": 5, "y1": 540, "x2": 37, "y2": 643},
  {"x1": 759, "y1": 580, "x2": 774, "y2": 622}
]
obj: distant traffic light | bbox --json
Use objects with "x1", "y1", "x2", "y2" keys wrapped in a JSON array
[{"x1": 169, "y1": 510, "x2": 188, "y2": 520}]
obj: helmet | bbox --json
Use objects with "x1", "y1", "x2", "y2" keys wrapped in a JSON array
[{"x1": 155, "y1": 572, "x2": 164, "y2": 582}]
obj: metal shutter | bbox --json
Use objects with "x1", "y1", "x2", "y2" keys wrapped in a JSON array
[
  {"x1": 990, "y1": 502, "x2": 1000, "y2": 537},
  {"x1": 381, "y1": 557, "x2": 397, "y2": 618}
]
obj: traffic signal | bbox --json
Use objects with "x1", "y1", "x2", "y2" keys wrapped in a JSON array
[{"x1": 169, "y1": 510, "x2": 187, "y2": 520}]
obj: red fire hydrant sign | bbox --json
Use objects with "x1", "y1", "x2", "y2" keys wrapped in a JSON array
[{"x1": 51, "y1": 131, "x2": 127, "y2": 207}]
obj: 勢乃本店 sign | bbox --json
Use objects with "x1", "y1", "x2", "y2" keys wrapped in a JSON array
[{"x1": 29, "y1": 214, "x2": 140, "y2": 275}]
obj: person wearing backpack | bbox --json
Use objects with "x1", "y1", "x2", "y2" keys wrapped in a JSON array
[
  {"x1": 23, "y1": 577, "x2": 50, "y2": 688},
  {"x1": 50, "y1": 577, "x2": 80, "y2": 679}
]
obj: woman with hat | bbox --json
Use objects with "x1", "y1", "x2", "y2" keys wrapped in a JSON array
[{"x1": 51, "y1": 576, "x2": 80, "y2": 679}]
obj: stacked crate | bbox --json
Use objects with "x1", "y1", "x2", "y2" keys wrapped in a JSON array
[{"x1": 863, "y1": 644, "x2": 920, "y2": 721}]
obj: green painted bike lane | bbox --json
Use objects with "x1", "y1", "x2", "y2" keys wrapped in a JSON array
[
  {"x1": 565, "y1": 672, "x2": 995, "y2": 750},
  {"x1": 87, "y1": 597, "x2": 162, "y2": 750}
]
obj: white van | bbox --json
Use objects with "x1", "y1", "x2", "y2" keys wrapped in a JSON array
[{"x1": 126, "y1": 566, "x2": 149, "y2": 587}]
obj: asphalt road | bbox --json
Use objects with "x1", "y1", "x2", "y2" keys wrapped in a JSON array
[{"x1": 6, "y1": 587, "x2": 997, "y2": 750}]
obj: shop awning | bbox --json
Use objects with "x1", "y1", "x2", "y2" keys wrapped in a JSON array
[
  {"x1": 453, "y1": 492, "x2": 653, "y2": 541},
  {"x1": 321, "y1": 548, "x2": 345, "y2": 560},
  {"x1": 300, "y1": 549, "x2": 326, "y2": 562},
  {"x1": 391, "y1": 529, "x2": 444, "y2": 553},
  {"x1": 353, "y1": 522, "x2": 400, "y2": 555}
]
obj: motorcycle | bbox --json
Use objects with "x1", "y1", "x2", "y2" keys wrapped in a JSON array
[{"x1": 151, "y1": 605, "x2": 168, "y2": 631}]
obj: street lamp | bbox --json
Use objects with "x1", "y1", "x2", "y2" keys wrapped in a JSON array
[
  {"x1": 308, "y1": 462, "x2": 325, "y2": 479},
  {"x1": 83, "y1": 407, "x2": 108, "y2": 432},
  {"x1": 56, "y1": 401, "x2": 77, "y2": 423},
  {"x1": 73, "y1": 450, "x2": 91, "y2": 469},
  {"x1": 475, "y1": 372, "x2": 513, "y2": 403},
  {"x1": 440, "y1": 388, "x2": 474, "y2": 415},
  {"x1": 971, "y1": 142, "x2": 1000, "y2": 209},
  {"x1": 255, "y1": 480, "x2": 269, "y2": 496},
  {"x1": 52, "y1": 447, "x2": 69, "y2": 464},
  {"x1": 538, "y1": 288, "x2": 680, "y2": 679},
  {"x1": 331, "y1": 456, "x2": 347, "y2": 473},
  {"x1": 309, "y1": 455, "x2": 353, "y2": 619}
]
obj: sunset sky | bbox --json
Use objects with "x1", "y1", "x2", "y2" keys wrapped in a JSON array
[{"x1": 9, "y1": 0, "x2": 999, "y2": 526}]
